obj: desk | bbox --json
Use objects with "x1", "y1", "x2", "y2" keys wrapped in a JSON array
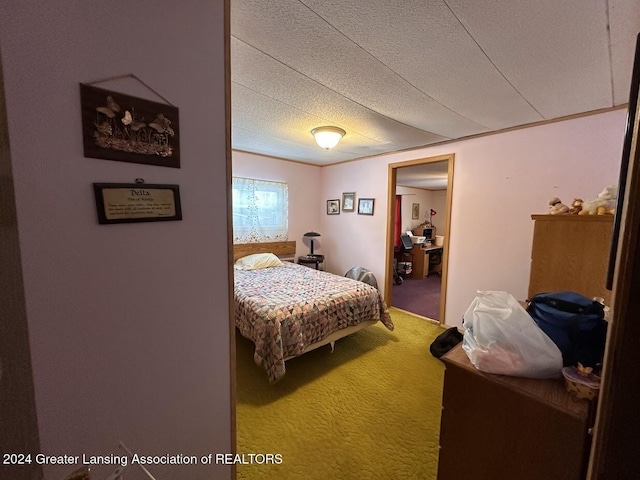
[
  {"x1": 410, "y1": 244, "x2": 443, "y2": 279},
  {"x1": 297, "y1": 254, "x2": 324, "y2": 270}
]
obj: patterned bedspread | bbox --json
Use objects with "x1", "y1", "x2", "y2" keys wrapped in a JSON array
[{"x1": 234, "y1": 262, "x2": 393, "y2": 383}]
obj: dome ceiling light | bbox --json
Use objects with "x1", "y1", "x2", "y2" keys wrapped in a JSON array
[{"x1": 311, "y1": 126, "x2": 346, "y2": 150}]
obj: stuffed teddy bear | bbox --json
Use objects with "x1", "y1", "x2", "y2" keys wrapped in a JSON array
[
  {"x1": 569, "y1": 198, "x2": 583, "y2": 215},
  {"x1": 579, "y1": 185, "x2": 617, "y2": 215},
  {"x1": 548, "y1": 197, "x2": 569, "y2": 215}
]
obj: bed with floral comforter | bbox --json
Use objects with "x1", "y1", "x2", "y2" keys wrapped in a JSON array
[{"x1": 234, "y1": 262, "x2": 393, "y2": 383}]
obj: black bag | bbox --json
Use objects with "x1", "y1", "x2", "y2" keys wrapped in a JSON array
[
  {"x1": 430, "y1": 327, "x2": 463, "y2": 359},
  {"x1": 527, "y1": 291, "x2": 608, "y2": 368}
]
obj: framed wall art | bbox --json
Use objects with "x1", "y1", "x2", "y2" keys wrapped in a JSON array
[
  {"x1": 80, "y1": 83, "x2": 180, "y2": 168},
  {"x1": 327, "y1": 199, "x2": 340, "y2": 215},
  {"x1": 342, "y1": 192, "x2": 355, "y2": 212},
  {"x1": 358, "y1": 198, "x2": 375, "y2": 215},
  {"x1": 412, "y1": 203, "x2": 420, "y2": 219},
  {"x1": 93, "y1": 182, "x2": 182, "y2": 224}
]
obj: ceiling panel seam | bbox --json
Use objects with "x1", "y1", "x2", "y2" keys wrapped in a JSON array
[
  {"x1": 265, "y1": 0, "x2": 489, "y2": 130},
  {"x1": 442, "y1": 0, "x2": 545, "y2": 118},
  {"x1": 232, "y1": 80, "x2": 379, "y2": 143},
  {"x1": 232, "y1": 37, "x2": 453, "y2": 140},
  {"x1": 231, "y1": 80, "x2": 390, "y2": 143},
  {"x1": 294, "y1": 0, "x2": 489, "y2": 130}
]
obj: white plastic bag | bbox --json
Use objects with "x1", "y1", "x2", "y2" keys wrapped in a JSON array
[{"x1": 462, "y1": 291, "x2": 562, "y2": 378}]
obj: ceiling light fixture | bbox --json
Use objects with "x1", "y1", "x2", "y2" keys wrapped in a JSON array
[{"x1": 311, "y1": 126, "x2": 346, "y2": 150}]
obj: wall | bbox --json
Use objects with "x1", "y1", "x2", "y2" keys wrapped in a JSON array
[
  {"x1": 232, "y1": 151, "x2": 321, "y2": 256},
  {"x1": 321, "y1": 109, "x2": 626, "y2": 326},
  {"x1": 0, "y1": 2, "x2": 231, "y2": 479},
  {"x1": 319, "y1": 163, "x2": 386, "y2": 276},
  {"x1": 396, "y1": 186, "x2": 432, "y2": 233}
]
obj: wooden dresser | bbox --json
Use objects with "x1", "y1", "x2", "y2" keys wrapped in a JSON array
[
  {"x1": 528, "y1": 215, "x2": 613, "y2": 305},
  {"x1": 438, "y1": 344, "x2": 592, "y2": 480}
]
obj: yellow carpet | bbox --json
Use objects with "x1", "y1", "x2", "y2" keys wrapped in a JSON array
[{"x1": 236, "y1": 308, "x2": 446, "y2": 480}]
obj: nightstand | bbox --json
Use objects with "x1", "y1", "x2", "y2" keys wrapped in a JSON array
[{"x1": 297, "y1": 254, "x2": 324, "y2": 270}]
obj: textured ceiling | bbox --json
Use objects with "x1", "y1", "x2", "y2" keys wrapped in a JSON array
[{"x1": 231, "y1": 0, "x2": 640, "y2": 166}]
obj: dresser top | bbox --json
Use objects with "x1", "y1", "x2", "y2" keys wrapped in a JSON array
[
  {"x1": 442, "y1": 344, "x2": 590, "y2": 419},
  {"x1": 531, "y1": 214, "x2": 614, "y2": 222}
]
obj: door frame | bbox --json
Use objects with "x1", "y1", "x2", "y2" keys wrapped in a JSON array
[
  {"x1": 586, "y1": 83, "x2": 640, "y2": 477},
  {"x1": 384, "y1": 153, "x2": 455, "y2": 324}
]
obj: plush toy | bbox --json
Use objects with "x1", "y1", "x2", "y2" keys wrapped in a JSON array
[
  {"x1": 579, "y1": 185, "x2": 617, "y2": 215},
  {"x1": 548, "y1": 197, "x2": 569, "y2": 215},
  {"x1": 569, "y1": 198, "x2": 584, "y2": 215}
]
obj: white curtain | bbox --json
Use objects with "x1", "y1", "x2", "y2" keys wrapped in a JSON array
[{"x1": 232, "y1": 177, "x2": 289, "y2": 243}]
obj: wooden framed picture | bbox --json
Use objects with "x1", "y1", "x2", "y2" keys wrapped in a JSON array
[
  {"x1": 327, "y1": 199, "x2": 340, "y2": 215},
  {"x1": 93, "y1": 183, "x2": 182, "y2": 224},
  {"x1": 80, "y1": 84, "x2": 180, "y2": 168},
  {"x1": 412, "y1": 203, "x2": 420, "y2": 219},
  {"x1": 358, "y1": 198, "x2": 375, "y2": 215},
  {"x1": 342, "y1": 192, "x2": 356, "y2": 212}
]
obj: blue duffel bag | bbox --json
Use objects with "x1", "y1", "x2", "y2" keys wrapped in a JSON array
[{"x1": 526, "y1": 291, "x2": 608, "y2": 368}]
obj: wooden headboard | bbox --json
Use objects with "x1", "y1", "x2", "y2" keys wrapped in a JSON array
[{"x1": 233, "y1": 241, "x2": 297, "y2": 261}]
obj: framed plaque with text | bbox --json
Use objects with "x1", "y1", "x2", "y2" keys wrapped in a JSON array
[{"x1": 93, "y1": 183, "x2": 182, "y2": 224}]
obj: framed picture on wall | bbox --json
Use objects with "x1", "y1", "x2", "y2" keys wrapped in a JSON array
[
  {"x1": 80, "y1": 84, "x2": 180, "y2": 168},
  {"x1": 412, "y1": 203, "x2": 419, "y2": 219},
  {"x1": 327, "y1": 199, "x2": 340, "y2": 215},
  {"x1": 342, "y1": 192, "x2": 355, "y2": 212},
  {"x1": 358, "y1": 198, "x2": 375, "y2": 215}
]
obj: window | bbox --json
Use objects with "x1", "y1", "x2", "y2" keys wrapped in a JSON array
[{"x1": 232, "y1": 177, "x2": 288, "y2": 243}]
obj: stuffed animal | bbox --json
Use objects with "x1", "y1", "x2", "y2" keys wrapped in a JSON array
[
  {"x1": 548, "y1": 197, "x2": 569, "y2": 215},
  {"x1": 579, "y1": 185, "x2": 617, "y2": 215},
  {"x1": 569, "y1": 198, "x2": 584, "y2": 215}
]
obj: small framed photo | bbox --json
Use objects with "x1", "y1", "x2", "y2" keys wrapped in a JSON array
[
  {"x1": 327, "y1": 199, "x2": 340, "y2": 215},
  {"x1": 358, "y1": 198, "x2": 375, "y2": 216},
  {"x1": 342, "y1": 192, "x2": 355, "y2": 212},
  {"x1": 412, "y1": 203, "x2": 420, "y2": 219}
]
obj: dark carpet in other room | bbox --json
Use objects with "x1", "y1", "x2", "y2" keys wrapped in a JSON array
[{"x1": 392, "y1": 276, "x2": 441, "y2": 320}]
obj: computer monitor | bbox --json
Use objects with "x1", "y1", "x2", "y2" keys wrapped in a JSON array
[
  {"x1": 400, "y1": 234, "x2": 413, "y2": 250},
  {"x1": 422, "y1": 227, "x2": 434, "y2": 241}
]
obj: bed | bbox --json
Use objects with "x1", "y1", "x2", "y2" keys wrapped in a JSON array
[{"x1": 233, "y1": 241, "x2": 394, "y2": 382}]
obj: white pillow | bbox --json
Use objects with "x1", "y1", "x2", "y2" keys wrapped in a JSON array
[{"x1": 234, "y1": 252, "x2": 283, "y2": 270}]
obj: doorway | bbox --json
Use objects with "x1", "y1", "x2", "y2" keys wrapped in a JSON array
[{"x1": 384, "y1": 154, "x2": 454, "y2": 324}]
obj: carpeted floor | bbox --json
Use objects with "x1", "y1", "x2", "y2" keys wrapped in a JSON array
[
  {"x1": 392, "y1": 276, "x2": 441, "y2": 320},
  {"x1": 235, "y1": 308, "x2": 446, "y2": 480}
]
